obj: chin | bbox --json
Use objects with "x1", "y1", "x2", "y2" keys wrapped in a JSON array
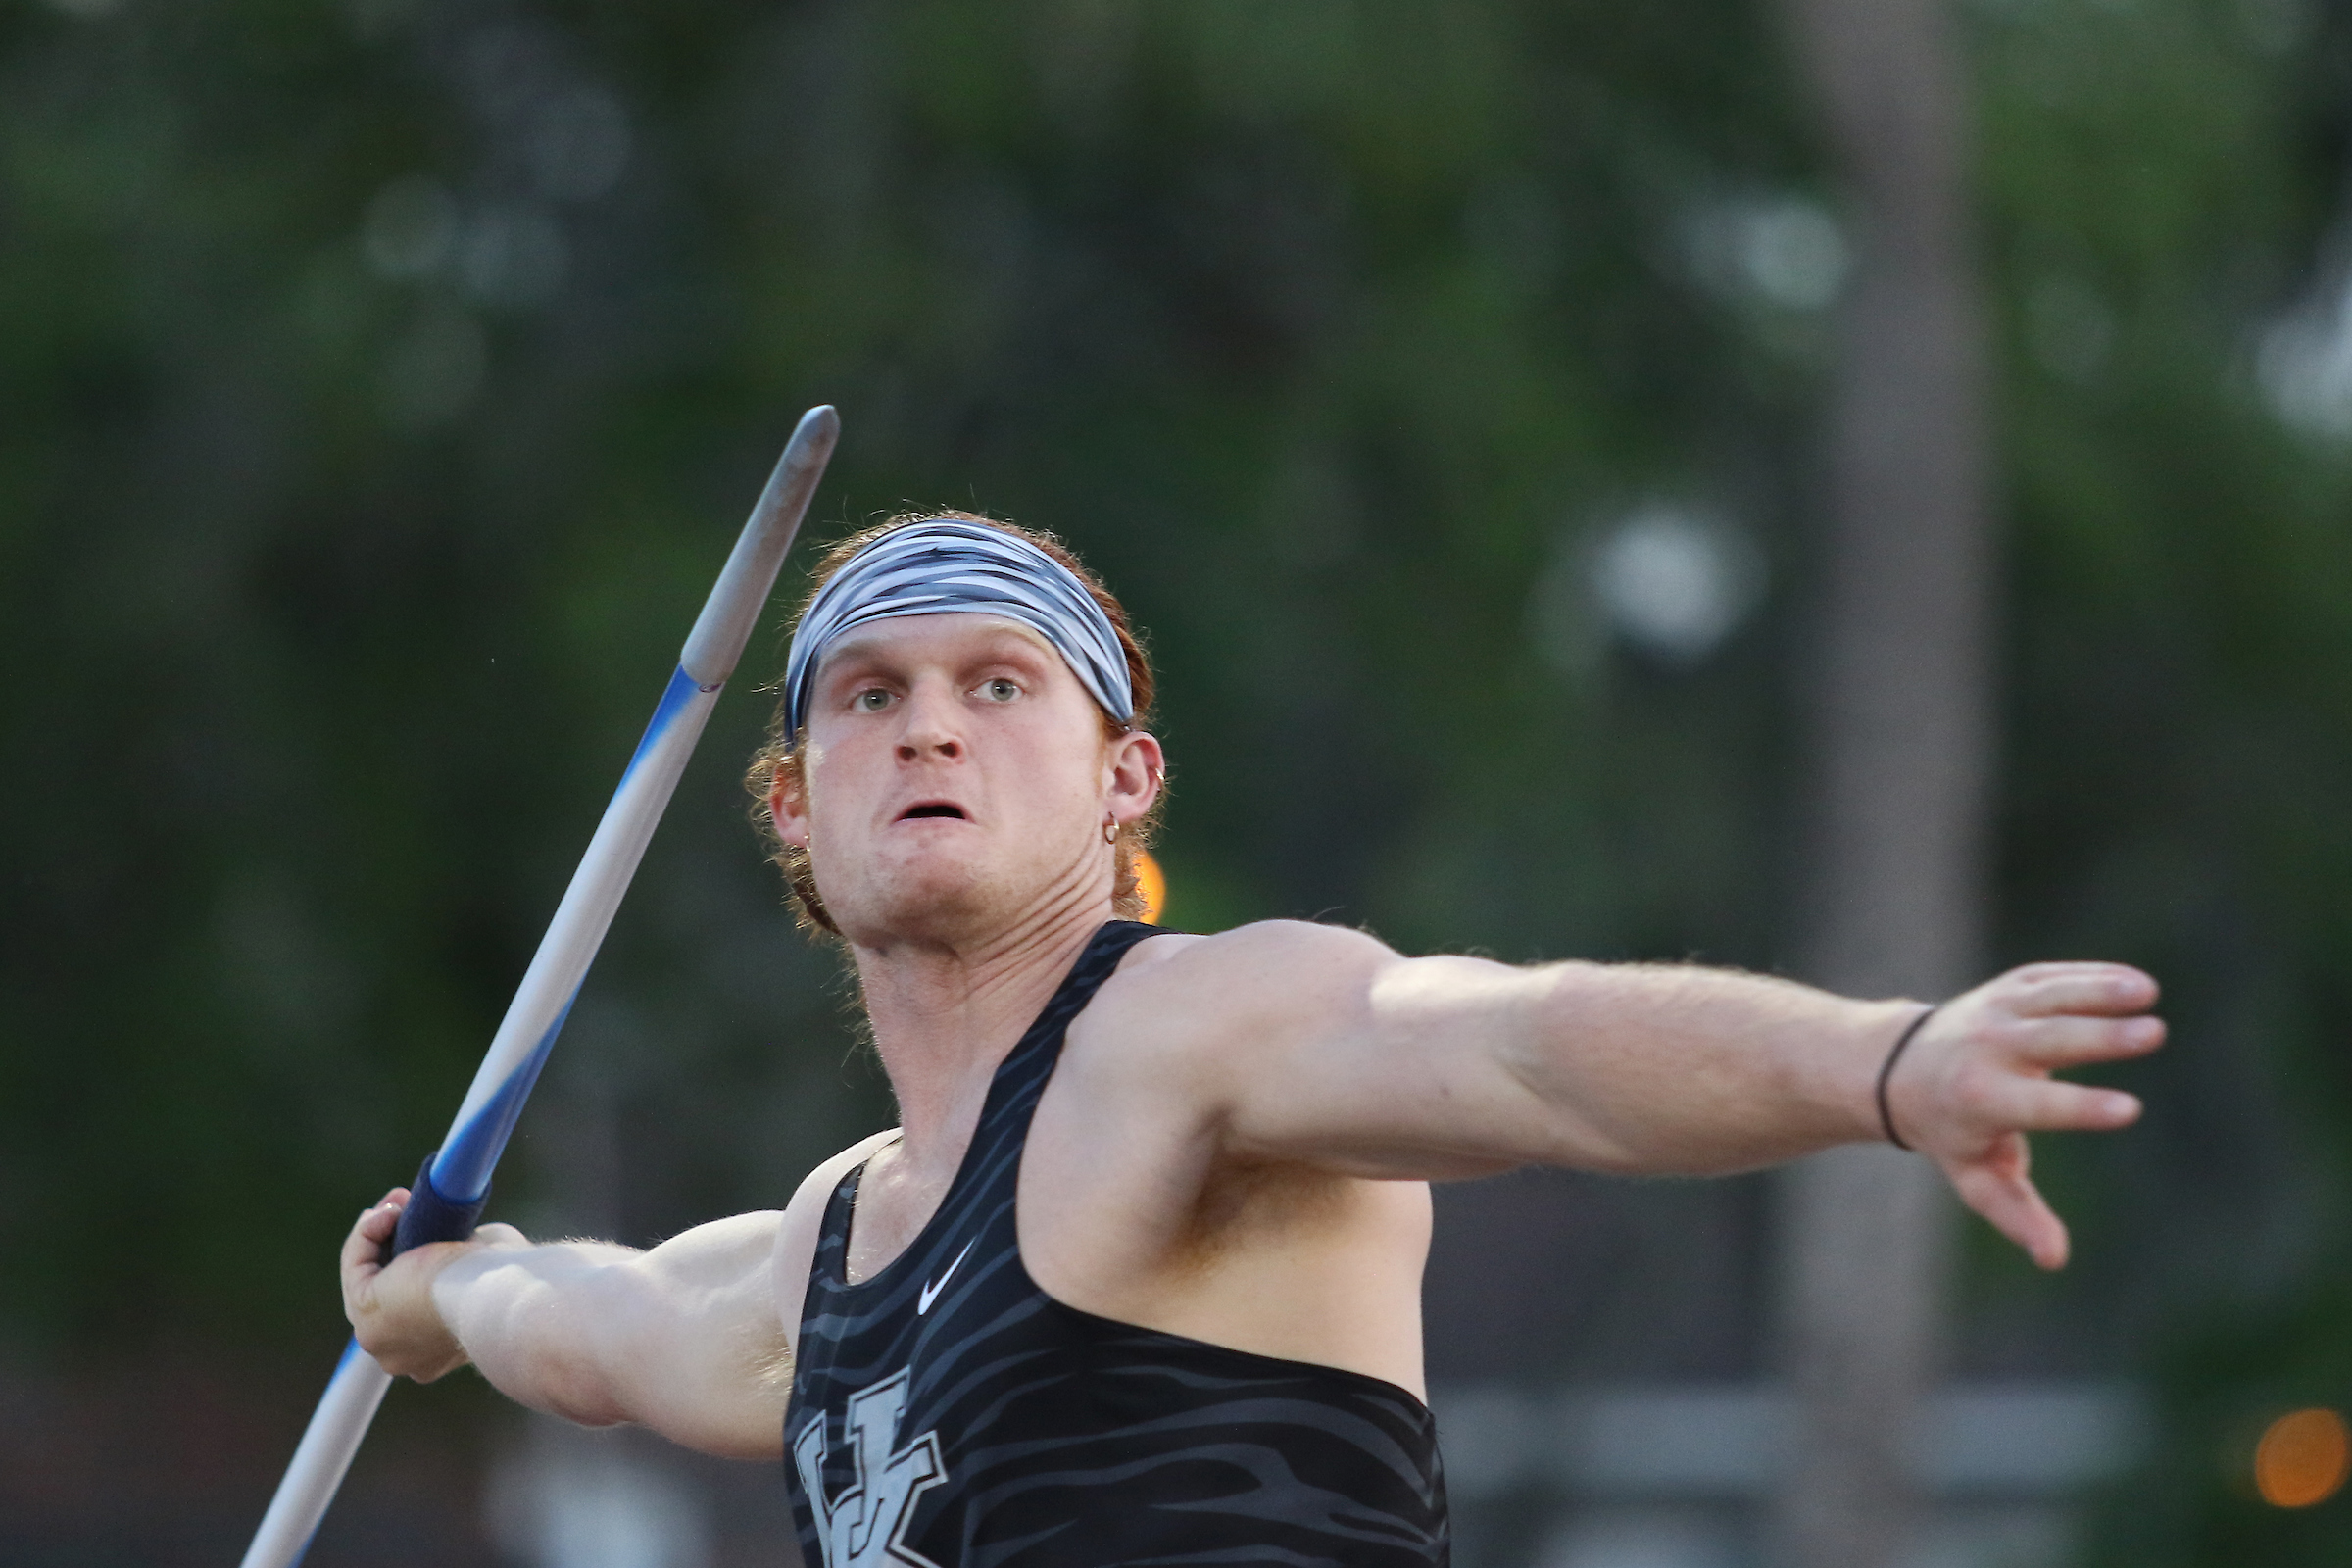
[{"x1": 831, "y1": 863, "x2": 1001, "y2": 946}]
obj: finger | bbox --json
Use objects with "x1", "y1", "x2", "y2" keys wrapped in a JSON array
[
  {"x1": 1999, "y1": 959, "x2": 2148, "y2": 985},
  {"x1": 341, "y1": 1215, "x2": 386, "y2": 1288},
  {"x1": 1971, "y1": 1073, "x2": 2142, "y2": 1134},
  {"x1": 2007, "y1": 1013, "x2": 2166, "y2": 1069},
  {"x1": 1999, "y1": 964, "x2": 2158, "y2": 1018},
  {"x1": 1951, "y1": 1159, "x2": 2071, "y2": 1271},
  {"x1": 342, "y1": 1192, "x2": 412, "y2": 1274},
  {"x1": 359, "y1": 1200, "x2": 404, "y2": 1245}
]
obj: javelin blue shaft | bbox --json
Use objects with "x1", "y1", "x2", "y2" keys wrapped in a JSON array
[
  {"x1": 424, "y1": 403, "x2": 838, "y2": 1207},
  {"x1": 423, "y1": 661, "x2": 718, "y2": 1205},
  {"x1": 238, "y1": 405, "x2": 839, "y2": 1568}
]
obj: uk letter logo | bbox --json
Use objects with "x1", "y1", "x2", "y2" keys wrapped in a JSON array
[{"x1": 794, "y1": 1371, "x2": 947, "y2": 1568}]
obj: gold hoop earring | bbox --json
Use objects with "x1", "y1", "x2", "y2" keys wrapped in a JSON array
[{"x1": 1102, "y1": 818, "x2": 1119, "y2": 845}]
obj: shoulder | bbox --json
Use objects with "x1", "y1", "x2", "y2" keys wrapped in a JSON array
[
  {"x1": 767, "y1": 1128, "x2": 903, "y2": 1333},
  {"x1": 1074, "y1": 920, "x2": 1403, "y2": 1086},
  {"x1": 1107, "y1": 918, "x2": 1399, "y2": 1011}
]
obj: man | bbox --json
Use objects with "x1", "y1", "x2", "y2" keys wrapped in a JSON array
[{"x1": 343, "y1": 514, "x2": 2163, "y2": 1568}]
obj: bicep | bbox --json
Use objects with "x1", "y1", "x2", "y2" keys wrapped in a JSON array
[
  {"x1": 1129, "y1": 927, "x2": 1599, "y2": 1179},
  {"x1": 606, "y1": 1211, "x2": 796, "y2": 1457},
  {"x1": 577, "y1": 1129, "x2": 906, "y2": 1457},
  {"x1": 1241, "y1": 953, "x2": 1601, "y2": 1176}
]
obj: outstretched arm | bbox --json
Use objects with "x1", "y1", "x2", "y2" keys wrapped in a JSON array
[
  {"x1": 341, "y1": 1197, "x2": 790, "y2": 1460},
  {"x1": 1117, "y1": 923, "x2": 2162, "y2": 1271}
]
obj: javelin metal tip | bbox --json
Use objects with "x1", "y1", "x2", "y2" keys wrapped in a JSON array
[
  {"x1": 678, "y1": 407, "x2": 843, "y2": 686},
  {"x1": 784, "y1": 404, "x2": 840, "y2": 463}
]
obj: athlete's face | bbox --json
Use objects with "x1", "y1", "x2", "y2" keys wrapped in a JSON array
[{"x1": 770, "y1": 613, "x2": 1161, "y2": 948}]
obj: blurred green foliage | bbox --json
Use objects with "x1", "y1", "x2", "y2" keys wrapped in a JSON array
[{"x1": 7, "y1": 0, "x2": 2352, "y2": 1559}]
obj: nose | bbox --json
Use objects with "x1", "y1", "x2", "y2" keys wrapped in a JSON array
[{"x1": 895, "y1": 680, "x2": 965, "y2": 762}]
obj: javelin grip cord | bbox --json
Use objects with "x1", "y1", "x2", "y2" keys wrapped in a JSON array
[{"x1": 384, "y1": 1153, "x2": 491, "y2": 1261}]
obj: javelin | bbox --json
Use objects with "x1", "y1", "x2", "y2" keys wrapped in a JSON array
[{"x1": 237, "y1": 404, "x2": 840, "y2": 1568}]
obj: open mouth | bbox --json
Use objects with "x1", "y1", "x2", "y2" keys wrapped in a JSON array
[{"x1": 899, "y1": 803, "x2": 968, "y2": 821}]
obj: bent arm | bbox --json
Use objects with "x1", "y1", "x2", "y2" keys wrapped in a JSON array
[
  {"x1": 439, "y1": 1211, "x2": 790, "y2": 1458},
  {"x1": 344, "y1": 1199, "x2": 790, "y2": 1460}
]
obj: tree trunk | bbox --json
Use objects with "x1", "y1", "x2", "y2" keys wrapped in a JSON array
[{"x1": 1770, "y1": 1, "x2": 1993, "y2": 1566}]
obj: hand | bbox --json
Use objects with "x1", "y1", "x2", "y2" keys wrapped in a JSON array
[
  {"x1": 1883, "y1": 962, "x2": 2163, "y2": 1271},
  {"x1": 340, "y1": 1187, "x2": 527, "y2": 1382}
]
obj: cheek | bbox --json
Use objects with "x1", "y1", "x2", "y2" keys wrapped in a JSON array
[
  {"x1": 792, "y1": 745, "x2": 854, "y2": 835},
  {"x1": 1010, "y1": 731, "x2": 1117, "y2": 817}
]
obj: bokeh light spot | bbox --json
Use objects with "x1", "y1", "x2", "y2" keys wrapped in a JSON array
[
  {"x1": 1135, "y1": 849, "x2": 1166, "y2": 925},
  {"x1": 2256, "y1": 1408, "x2": 2350, "y2": 1508}
]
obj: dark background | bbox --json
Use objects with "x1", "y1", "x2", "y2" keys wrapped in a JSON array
[{"x1": 6, "y1": 0, "x2": 2352, "y2": 1562}]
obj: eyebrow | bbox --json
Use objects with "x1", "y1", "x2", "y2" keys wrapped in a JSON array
[{"x1": 814, "y1": 623, "x2": 1060, "y2": 686}]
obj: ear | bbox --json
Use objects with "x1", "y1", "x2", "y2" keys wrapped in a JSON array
[
  {"x1": 1103, "y1": 730, "x2": 1165, "y2": 827},
  {"x1": 769, "y1": 763, "x2": 813, "y2": 850}
]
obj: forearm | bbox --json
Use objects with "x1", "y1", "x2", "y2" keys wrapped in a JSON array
[
  {"x1": 1509, "y1": 961, "x2": 1916, "y2": 1173},
  {"x1": 433, "y1": 1239, "x2": 647, "y2": 1426}
]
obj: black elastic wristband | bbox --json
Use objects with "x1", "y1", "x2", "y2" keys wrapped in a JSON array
[{"x1": 1874, "y1": 1004, "x2": 1940, "y2": 1152}]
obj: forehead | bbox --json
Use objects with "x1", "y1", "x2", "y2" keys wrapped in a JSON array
[{"x1": 812, "y1": 612, "x2": 1063, "y2": 677}]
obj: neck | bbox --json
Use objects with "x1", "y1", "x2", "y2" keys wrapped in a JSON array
[{"x1": 849, "y1": 896, "x2": 1116, "y2": 1170}]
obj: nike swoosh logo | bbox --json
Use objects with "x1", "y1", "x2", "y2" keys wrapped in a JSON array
[{"x1": 918, "y1": 1238, "x2": 977, "y2": 1315}]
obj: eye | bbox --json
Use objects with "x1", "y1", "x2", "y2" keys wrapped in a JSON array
[
  {"x1": 977, "y1": 677, "x2": 1021, "y2": 704},
  {"x1": 854, "y1": 687, "x2": 895, "y2": 712}
]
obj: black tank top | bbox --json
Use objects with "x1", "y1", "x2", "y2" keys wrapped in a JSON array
[{"x1": 783, "y1": 919, "x2": 1449, "y2": 1567}]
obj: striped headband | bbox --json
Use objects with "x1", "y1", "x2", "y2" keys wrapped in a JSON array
[{"x1": 782, "y1": 519, "x2": 1135, "y2": 741}]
